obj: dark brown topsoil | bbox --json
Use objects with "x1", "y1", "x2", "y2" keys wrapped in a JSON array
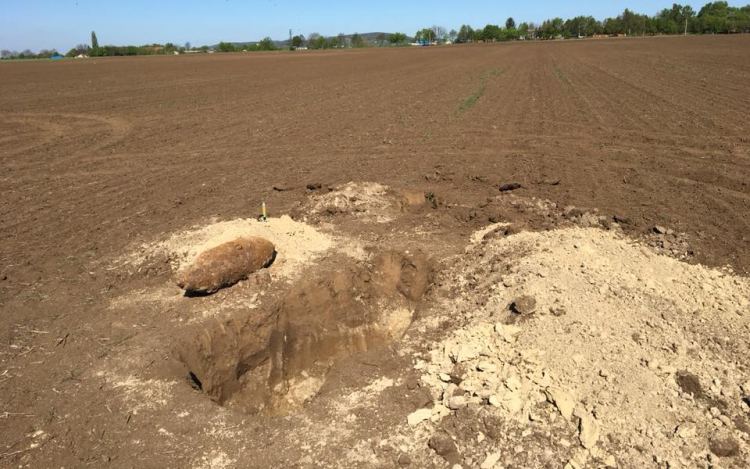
[{"x1": 1, "y1": 35, "x2": 749, "y2": 468}]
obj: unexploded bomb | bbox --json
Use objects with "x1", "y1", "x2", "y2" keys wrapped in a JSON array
[{"x1": 177, "y1": 237, "x2": 276, "y2": 295}]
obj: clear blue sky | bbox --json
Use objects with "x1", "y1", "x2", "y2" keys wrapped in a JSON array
[{"x1": 0, "y1": 0, "x2": 730, "y2": 52}]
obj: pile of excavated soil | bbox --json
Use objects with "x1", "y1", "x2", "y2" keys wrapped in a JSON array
[
  {"x1": 101, "y1": 189, "x2": 748, "y2": 468},
  {"x1": 106, "y1": 215, "x2": 354, "y2": 327},
  {"x1": 398, "y1": 227, "x2": 749, "y2": 468},
  {"x1": 117, "y1": 215, "x2": 336, "y2": 282},
  {"x1": 306, "y1": 182, "x2": 398, "y2": 223}
]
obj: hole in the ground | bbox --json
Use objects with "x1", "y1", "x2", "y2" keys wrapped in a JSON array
[
  {"x1": 188, "y1": 371, "x2": 203, "y2": 390},
  {"x1": 178, "y1": 250, "x2": 433, "y2": 415}
]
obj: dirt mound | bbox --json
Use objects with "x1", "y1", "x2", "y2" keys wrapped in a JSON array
[
  {"x1": 178, "y1": 250, "x2": 434, "y2": 415},
  {"x1": 407, "y1": 227, "x2": 750, "y2": 468},
  {"x1": 117, "y1": 215, "x2": 335, "y2": 283},
  {"x1": 176, "y1": 237, "x2": 276, "y2": 295},
  {"x1": 305, "y1": 182, "x2": 400, "y2": 223}
]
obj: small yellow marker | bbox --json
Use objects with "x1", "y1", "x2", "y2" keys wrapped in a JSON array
[{"x1": 261, "y1": 201, "x2": 268, "y2": 222}]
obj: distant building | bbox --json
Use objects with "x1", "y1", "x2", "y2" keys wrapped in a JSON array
[{"x1": 50, "y1": 54, "x2": 63, "y2": 60}]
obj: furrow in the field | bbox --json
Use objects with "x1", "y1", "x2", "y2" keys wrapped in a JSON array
[
  {"x1": 549, "y1": 47, "x2": 653, "y2": 135},
  {"x1": 561, "y1": 54, "x2": 698, "y2": 144},
  {"x1": 638, "y1": 49, "x2": 750, "y2": 104},
  {"x1": 603, "y1": 49, "x2": 750, "y2": 137},
  {"x1": 602, "y1": 43, "x2": 749, "y2": 128}
]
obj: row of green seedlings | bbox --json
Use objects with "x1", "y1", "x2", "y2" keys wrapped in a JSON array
[{"x1": 458, "y1": 69, "x2": 505, "y2": 113}]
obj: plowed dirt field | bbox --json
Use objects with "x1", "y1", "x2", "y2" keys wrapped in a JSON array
[{"x1": 1, "y1": 36, "x2": 749, "y2": 468}]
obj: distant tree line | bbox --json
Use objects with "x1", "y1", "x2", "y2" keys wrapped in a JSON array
[
  {"x1": 85, "y1": 42, "x2": 186, "y2": 57},
  {"x1": 282, "y1": 32, "x2": 407, "y2": 50},
  {"x1": 3, "y1": 2, "x2": 749, "y2": 59},
  {"x1": 454, "y1": 20, "x2": 525, "y2": 43},
  {"x1": 218, "y1": 37, "x2": 277, "y2": 52},
  {"x1": 0, "y1": 48, "x2": 60, "y2": 59},
  {"x1": 449, "y1": 2, "x2": 750, "y2": 42},
  {"x1": 301, "y1": 1, "x2": 750, "y2": 48},
  {"x1": 534, "y1": 2, "x2": 750, "y2": 39}
]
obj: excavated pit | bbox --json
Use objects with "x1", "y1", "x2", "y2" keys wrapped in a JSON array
[{"x1": 177, "y1": 250, "x2": 433, "y2": 415}]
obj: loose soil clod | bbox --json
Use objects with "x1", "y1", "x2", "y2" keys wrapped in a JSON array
[
  {"x1": 709, "y1": 436, "x2": 741, "y2": 458},
  {"x1": 499, "y1": 183, "x2": 522, "y2": 192},
  {"x1": 428, "y1": 432, "x2": 461, "y2": 465},
  {"x1": 676, "y1": 371, "x2": 704, "y2": 399},
  {"x1": 509, "y1": 295, "x2": 537, "y2": 315}
]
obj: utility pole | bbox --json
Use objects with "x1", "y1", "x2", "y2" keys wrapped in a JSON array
[
  {"x1": 289, "y1": 29, "x2": 292, "y2": 47},
  {"x1": 685, "y1": 17, "x2": 688, "y2": 35}
]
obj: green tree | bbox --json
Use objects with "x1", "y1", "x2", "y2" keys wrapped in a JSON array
[
  {"x1": 218, "y1": 41, "x2": 236, "y2": 52},
  {"x1": 540, "y1": 18, "x2": 565, "y2": 38},
  {"x1": 307, "y1": 33, "x2": 321, "y2": 49},
  {"x1": 482, "y1": 24, "x2": 502, "y2": 41},
  {"x1": 456, "y1": 24, "x2": 474, "y2": 43},
  {"x1": 602, "y1": 17, "x2": 622, "y2": 34},
  {"x1": 388, "y1": 32, "x2": 407, "y2": 44},
  {"x1": 415, "y1": 28, "x2": 435, "y2": 43},
  {"x1": 291, "y1": 35, "x2": 305, "y2": 48},
  {"x1": 695, "y1": 1, "x2": 750, "y2": 33},
  {"x1": 565, "y1": 15, "x2": 601, "y2": 37},
  {"x1": 656, "y1": 4, "x2": 696, "y2": 34},
  {"x1": 617, "y1": 8, "x2": 649, "y2": 35},
  {"x1": 351, "y1": 33, "x2": 366, "y2": 48},
  {"x1": 37, "y1": 49, "x2": 57, "y2": 59},
  {"x1": 376, "y1": 33, "x2": 386, "y2": 45},
  {"x1": 506, "y1": 17, "x2": 516, "y2": 29},
  {"x1": 258, "y1": 37, "x2": 276, "y2": 51},
  {"x1": 91, "y1": 31, "x2": 99, "y2": 50},
  {"x1": 65, "y1": 44, "x2": 90, "y2": 57}
]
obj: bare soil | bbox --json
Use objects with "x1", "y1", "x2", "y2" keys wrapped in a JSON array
[{"x1": 1, "y1": 36, "x2": 749, "y2": 468}]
